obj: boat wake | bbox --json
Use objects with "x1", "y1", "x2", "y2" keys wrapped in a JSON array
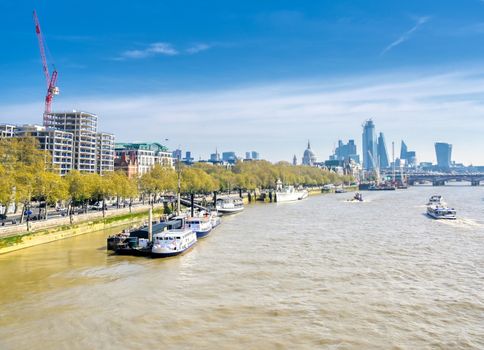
[{"x1": 437, "y1": 217, "x2": 483, "y2": 230}]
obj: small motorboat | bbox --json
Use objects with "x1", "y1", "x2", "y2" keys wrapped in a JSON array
[{"x1": 348, "y1": 192, "x2": 363, "y2": 202}]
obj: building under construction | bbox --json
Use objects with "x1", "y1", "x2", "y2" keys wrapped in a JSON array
[
  {"x1": 46, "y1": 110, "x2": 114, "y2": 174},
  {"x1": 0, "y1": 111, "x2": 115, "y2": 175}
]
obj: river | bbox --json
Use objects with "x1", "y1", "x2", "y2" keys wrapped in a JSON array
[{"x1": 0, "y1": 185, "x2": 483, "y2": 349}]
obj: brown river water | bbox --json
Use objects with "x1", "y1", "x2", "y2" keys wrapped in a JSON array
[{"x1": 0, "y1": 185, "x2": 483, "y2": 349}]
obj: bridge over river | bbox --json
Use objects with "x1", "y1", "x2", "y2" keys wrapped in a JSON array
[{"x1": 388, "y1": 172, "x2": 484, "y2": 186}]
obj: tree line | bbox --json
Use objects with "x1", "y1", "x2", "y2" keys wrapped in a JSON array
[{"x1": 0, "y1": 137, "x2": 353, "y2": 222}]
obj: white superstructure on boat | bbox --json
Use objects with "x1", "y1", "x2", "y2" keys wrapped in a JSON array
[
  {"x1": 216, "y1": 197, "x2": 244, "y2": 213},
  {"x1": 427, "y1": 195, "x2": 446, "y2": 206},
  {"x1": 210, "y1": 211, "x2": 221, "y2": 228},
  {"x1": 151, "y1": 228, "x2": 197, "y2": 258},
  {"x1": 427, "y1": 205, "x2": 457, "y2": 220},
  {"x1": 186, "y1": 215, "x2": 212, "y2": 239},
  {"x1": 275, "y1": 179, "x2": 308, "y2": 202}
]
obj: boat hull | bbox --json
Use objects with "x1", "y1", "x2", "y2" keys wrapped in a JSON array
[
  {"x1": 150, "y1": 241, "x2": 197, "y2": 258},
  {"x1": 115, "y1": 247, "x2": 151, "y2": 256},
  {"x1": 427, "y1": 212, "x2": 456, "y2": 220},
  {"x1": 276, "y1": 192, "x2": 303, "y2": 202},
  {"x1": 217, "y1": 207, "x2": 244, "y2": 214},
  {"x1": 195, "y1": 228, "x2": 211, "y2": 239}
]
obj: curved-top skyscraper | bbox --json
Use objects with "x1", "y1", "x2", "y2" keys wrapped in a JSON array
[{"x1": 362, "y1": 119, "x2": 377, "y2": 171}]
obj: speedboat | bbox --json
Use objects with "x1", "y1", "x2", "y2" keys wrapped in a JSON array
[
  {"x1": 427, "y1": 205, "x2": 457, "y2": 220},
  {"x1": 216, "y1": 197, "x2": 244, "y2": 214},
  {"x1": 348, "y1": 192, "x2": 363, "y2": 202},
  {"x1": 186, "y1": 215, "x2": 212, "y2": 239},
  {"x1": 151, "y1": 228, "x2": 197, "y2": 258},
  {"x1": 427, "y1": 195, "x2": 445, "y2": 206}
]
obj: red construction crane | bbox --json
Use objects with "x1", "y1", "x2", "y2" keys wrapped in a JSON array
[{"x1": 33, "y1": 10, "x2": 59, "y2": 126}]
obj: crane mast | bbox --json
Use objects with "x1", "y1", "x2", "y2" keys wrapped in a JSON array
[{"x1": 33, "y1": 10, "x2": 59, "y2": 126}]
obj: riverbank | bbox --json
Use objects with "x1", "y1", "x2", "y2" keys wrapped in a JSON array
[{"x1": 0, "y1": 205, "x2": 164, "y2": 255}]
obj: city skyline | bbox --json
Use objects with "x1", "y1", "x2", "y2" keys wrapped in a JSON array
[{"x1": 1, "y1": 1, "x2": 484, "y2": 164}]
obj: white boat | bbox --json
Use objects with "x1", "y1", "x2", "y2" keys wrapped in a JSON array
[
  {"x1": 427, "y1": 195, "x2": 446, "y2": 206},
  {"x1": 427, "y1": 205, "x2": 457, "y2": 220},
  {"x1": 186, "y1": 215, "x2": 212, "y2": 239},
  {"x1": 216, "y1": 197, "x2": 244, "y2": 214},
  {"x1": 210, "y1": 211, "x2": 221, "y2": 228},
  {"x1": 275, "y1": 179, "x2": 308, "y2": 202},
  {"x1": 151, "y1": 228, "x2": 197, "y2": 258}
]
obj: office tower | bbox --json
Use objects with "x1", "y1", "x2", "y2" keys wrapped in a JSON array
[
  {"x1": 400, "y1": 140, "x2": 408, "y2": 160},
  {"x1": 245, "y1": 152, "x2": 251, "y2": 159},
  {"x1": 377, "y1": 132, "x2": 389, "y2": 168},
  {"x1": 222, "y1": 151, "x2": 237, "y2": 164},
  {"x1": 172, "y1": 149, "x2": 182, "y2": 161},
  {"x1": 435, "y1": 142, "x2": 452, "y2": 169},
  {"x1": 362, "y1": 120, "x2": 377, "y2": 170},
  {"x1": 292, "y1": 155, "x2": 297, "y2": 166},
  {"x1": 251, "y1": 151, "x2": 259, "y2": 160},
  {"x1": 333, "y1": 139, "x2": 360, "y2": 163}
]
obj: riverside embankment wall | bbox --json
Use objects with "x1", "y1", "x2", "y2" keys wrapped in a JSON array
[{"x1": 0, "y1": 204, "x2": 164, "y2": 255}]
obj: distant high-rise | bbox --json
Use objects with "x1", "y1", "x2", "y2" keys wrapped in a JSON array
[
  {"x1": 222, "y1": 151, "x2": 237, "y2": 164},
  {"x1": 333, "y1": 139, "x2": 360, "y2": 163},
  {"x1": 245, "y1": 152, "x2": 251, "y2": 159},
  {"x1": 210, "y1": 148, "x2": 221, "y2": 162},
  {"x1": 362, "y1": 120, "x2": 377, "y2": 170},
  {"x1": 435, "y1": 142, "x2": 452, "y2": 169},
  {"x1": 377, "y1": 132, "x2": 389, "y2": 168},
  {"x1": 292, "y1": 154, "x2": 297, "y2": 166},
  {"x1": 172, "y1": 149, "x2": 182, "y2": 161},
  {"x1": 251, "y1": 151, "x2": 259, "y2": 160},
  {"x1": 400, "y1": 141, "x2": 408, "y2": 160}
]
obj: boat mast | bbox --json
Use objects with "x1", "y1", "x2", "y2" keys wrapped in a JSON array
[
  {"x1": 177, "y1": 157, "x2": 181, "y2": 216},
  {"x1": 392, "y1": 141, "x2": 395, "y2": 184}
]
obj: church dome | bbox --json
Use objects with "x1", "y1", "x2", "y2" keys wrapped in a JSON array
[{"x1": 302, "y1": 141, "x2": 317, "y2": 165}]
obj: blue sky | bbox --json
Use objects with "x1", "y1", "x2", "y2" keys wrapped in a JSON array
[{"x1": 1, "y1": 0, "x2": 484, "y2": 164}]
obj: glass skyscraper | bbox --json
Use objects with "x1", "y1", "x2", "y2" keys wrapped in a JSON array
[
  {"x1": 377, "y1": 132, "x2": 389, "y2": 169},
  {"x1": 400, "y1": 140, "x2": 408, "y2": 160},
  {"x1": 435, "y1": 142, "x2": 452, "y2": 169},
  {"x1": 362, "y1": 119, "x2": 377, "y2": 170},
  {"x1": 333, "y1": 139, "x2": 360, "y2": 163}
]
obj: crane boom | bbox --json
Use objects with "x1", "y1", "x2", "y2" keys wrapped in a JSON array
[
  {"x1": 33, "y1": 10, "x2": 59, "y2": 125},
  {"x1": 33, "y1": 10, "x2": 50, "y2": 86}
]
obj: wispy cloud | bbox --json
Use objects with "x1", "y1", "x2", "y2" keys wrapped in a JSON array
[
  {"x1": 119, "y1": 42, "x2": 178, "y2": 60},
  {"x1": 4, "y1": 69, "x2": 484, "y2": 164},
  {"x1": 381, "y1": 16, "x2": 430, "y2": 55},
  {"x1": 186, "y1": 43, "x2": 212, "y2": 54},
  {"x1": 118, "y1": 42, "x2": 214, "y2": 59}
]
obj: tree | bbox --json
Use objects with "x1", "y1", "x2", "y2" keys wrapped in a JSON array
[{"x1": 34, "y1": 171, "x2": 68, "y2": 219}]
